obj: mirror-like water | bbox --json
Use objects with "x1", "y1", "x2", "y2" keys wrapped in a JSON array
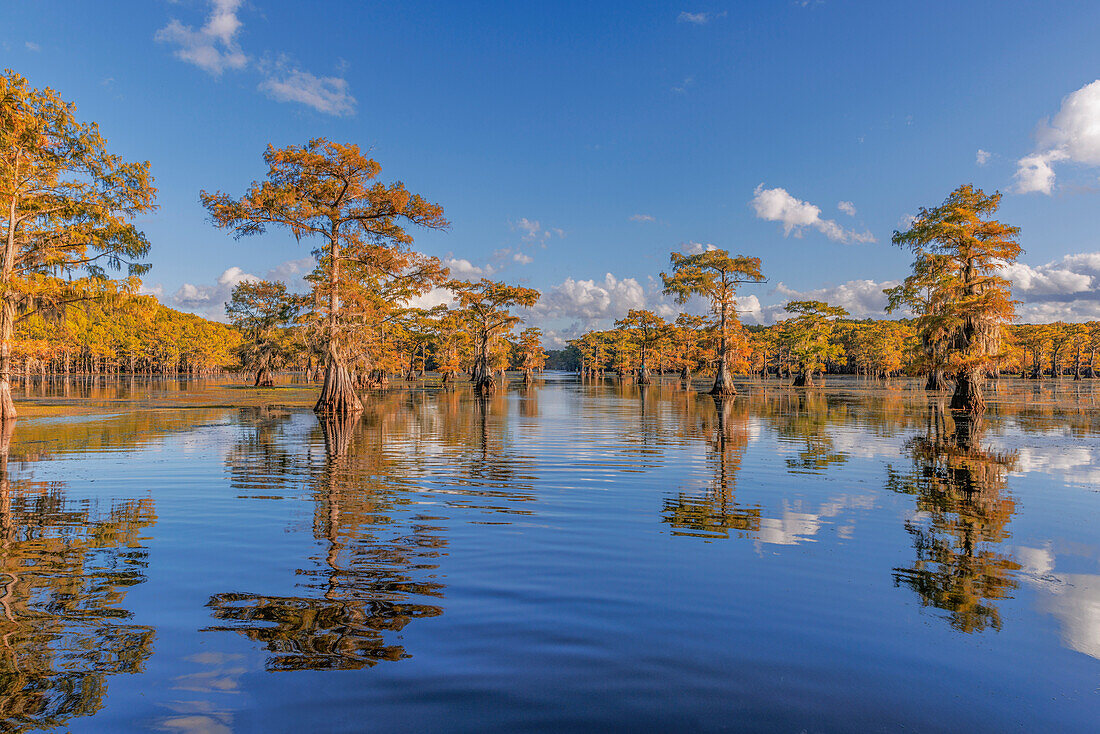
[{"x1": 0, "y1": 374, "x2": 1097, "y2": 732}]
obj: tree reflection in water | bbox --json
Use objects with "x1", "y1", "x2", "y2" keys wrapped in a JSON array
[
  {"x1": 206, "y1": 406, "x2": 447, "y2": 671},
  {"x1": 890, "y1": 403, "x2": 1022, "y2": 633},
  {"x1": 0, "y1": 421, "x2": 156, "y2": 732},
  {"x1": 662, "y1": 396, "x2": 763, "y2": 539}
]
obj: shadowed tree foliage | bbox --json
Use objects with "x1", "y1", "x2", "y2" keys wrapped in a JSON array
[
  {"x1": 781, "y1": 300, "x2": 848, "y2": 387},
  {"x1": 517, "y1": 326, "x2": 546, "y2": 384},
  {"x1": 201, "y1": 138, "x2": 448, "y2": 415},
  {"x1": 614, "y1": 309, "x2": 666, "y2": 384},
  {"x1": 449, "y1": 278, "x2": 539, "y2": 393},
  {"x1": 226, "y1": 279, "x2": 301, "y2": 386},
  {"x1": 891, "y1": 185, "x2": 1020, "y2": 413},
  {"x1": 0, "y1": 70, "x2": 156, "y2": 420},
  {"x1": 662, "y1": 249, "x2": 765, "y2": 396}
]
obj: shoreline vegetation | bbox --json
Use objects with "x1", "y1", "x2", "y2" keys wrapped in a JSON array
[{"x1": 3, "y1": 70, "x2": 1100, "y2": 425}]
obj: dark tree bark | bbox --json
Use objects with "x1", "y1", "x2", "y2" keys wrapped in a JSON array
[
  {"x1": 925, "y1": 369, "x2": 949, "y2": 391},
  {"x1": 710, "y1": 303, "x2": 736, "y2": 397},
  {"x1": 950, "y1": 368, "x2": 985, "y2": 415},
  {"x1": 314, "y1": 346, "x2": 362, "y2": 416}
]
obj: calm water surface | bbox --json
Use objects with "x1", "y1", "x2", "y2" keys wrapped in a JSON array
[{"x1": 1, "y1": 374, "x2": 1098, "y2": 732}]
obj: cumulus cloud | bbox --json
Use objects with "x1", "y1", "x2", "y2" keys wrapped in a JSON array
[
  {"x1": 157, "y1": 2, "x2": 354, "y2": 116},
  {"x1": 680, "y1": 241, "x2": 719, "y2": 254},
  {"x1": 630, "y1": 214, "x2": 657, "y2": 223},
  {"x1": 157, "y1": 256, "x2": 316, "y2": 320},
  {"x1": 766, "y1": 278, "x2": 900, "y2": 321},
  {"x1": 995, "y1": 251, "x2": 1100, "y2": 322},
  {"x1": 258, "y1": 66, "x2": 356, "y2": 116},
  {"x1": 406, "y1": 287, "x2": 455, "y2": 310},
  {"x1": 172, "y1": 266, "x2": 259, "y2": 317},
  {"x1": 536, "y1": 273, "x2": 646, "y2": 322},
  {"x1": 513, "y1": 252, "x2": 534, "y2": 265},
  {"x1": 155, "y1": 0, "x2": 248, "y2": 76},
  {"x1": 976, "y1": 149, "x2": 991, "y2": 166},
  {"x1": 25, "y1": 42, "x2": 39, "y2": 52},
  {"x1": 1015, "y1": 151, "x2": 1066, "y2": 195},
  {"x1": 837, "y1": 200, "x2": 856, "y2": 217},
  {"x1": 677, "y1": 11, "x2": 727, "y2": 24},
  {"x1": 751, "y1": 185, "x2": 876, "y2": 244},
  {"x1": 443, "y1": 256, "x2": 493, "y2": 278},
  {"x1": 998, "y1": 254, "x2": 1095, "y2": 297},
  {"x1": 1015, "y1": 80, "x2": 1100, "y2": 194}
]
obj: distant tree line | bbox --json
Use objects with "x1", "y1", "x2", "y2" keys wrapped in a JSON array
[{"x1": 3, "y1": 68, "x2": 1097, "y2": 421}]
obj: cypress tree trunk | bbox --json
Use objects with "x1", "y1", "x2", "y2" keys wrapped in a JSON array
[
  {"x1": 314, "y1": 232, "x2": 362, "y2": 415},
  {"x1": 710, "y1": 303, "x2": 736, "y2": 396},
  {"x1": 474, "y1": 332, "x2": 495, "y2": 393},
  {"x1": 314, "y1": 346, "x2": 362, "y2": 415},
  {"x1": 950, "y1": 368, "x2": 985, "y2": 414},
  {"x1": 793, "y1": 366, "x2": 813, "y2": 387},
  {"x1": 0, "y1": 297, "x2": 16, "y2": 422},
  {"x1": 925, "y1": 369, "x2": 948, "y2": 391},
  {"x1": 255, "y1": 366, "x2": 274, "y2": 387}
]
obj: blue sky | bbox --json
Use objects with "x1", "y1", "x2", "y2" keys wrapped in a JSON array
[{"x1": 5, "y1": 1, "x2": 1100, "y2": 342}]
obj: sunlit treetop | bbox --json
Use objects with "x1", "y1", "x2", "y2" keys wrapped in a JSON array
[
  {"x1": 201, "y1": 138, "x2": 448, "y2": 257},
  {"x1": 661, "y1": 249, "x2": 765, "y2": 313}
]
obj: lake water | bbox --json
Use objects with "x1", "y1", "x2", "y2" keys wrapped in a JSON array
[{"x1": 1, "y1": 374, "x2": 1097, "y2": 732}]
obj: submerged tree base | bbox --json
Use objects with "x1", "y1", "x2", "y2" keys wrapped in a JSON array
[
  {"x1": 792, "y1": 370, "x2": 813, "y2": 387},
  {"x1": 0, "y1": 381, "x2": 15, "y2": 422},
  {"x1": 254, "y1": 369, "x2": 274, "y2": 388},
  {"x1": 709, "y1": 381, "x2": 737, "y2": 397},
  {"x1": 950, "y1": 370, "x2": 985, "y2": 415},
  {"x1": 925, "y1": 370, "x2": 949, "y2": 391},
  {"x1": 314, "y1": 363, "x2": 363, "y2": 415}
]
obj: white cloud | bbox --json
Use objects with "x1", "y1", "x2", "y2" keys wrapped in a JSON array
[
  {"x1": 769, "y1": 278, "x2": 900, "y2": 321},
  {"x1": 677, "y1": 11, "x2": 726, "y2": 24},
  {"x1": 1015, "y1": 151, "x2": 1066, "y2": 195},
  {"x1": 680, "y1": 241, "x2": 719, "y2": 254},
  {"x1": 155, "y1": 0, "x2": 248, "y2": 76},
  {"x1": 837, "y1": 200, "x2": 856, "y2": 216},
  {"x1": 443, "y1": 256, "x2": 492, "y2": 278},
  {"x1": 513, "y1": 252, "x2": 534, "y2": 265},
  {"x1": 751, "y1": 185, "x2": 876, "y2": 244},
  {"x1": 976, "y1": 149, "x2": 991, "y2": 166},
  {"x1": 162, "y1": 257, "x2": 316, "y2": 320},
  {"x1": 258, "y1": 67, "x2": 356, "y2": 116},
  {"x1": 997, "y1": 256, "x2": 1094, "y2": 297},
  {"x1": 172, "y1": 266, "x2": 259, "y2": 318},
  {"x1": 996, "y1": 251, "x2": 1100, "y2": 322},
  {"x1": 157, "y1": 2, "x2": 354, "y2": 116},
  {"x1": 25, "y1": 42, "x2": 39, "y2": 52},
  {"x1": 630, "y1": 214, "x2": 656, "y2": 223},
  {"x1": 406, "y1": 287, "x2": 454, "y2": 310},
  {"x1": 536, "y1": 273, "x2": 646, "y2": 322},
  {"x1": 1015, "y1": 80, "x2": 1100, "y2": 194},
  {"x1": 512, "y1": 218, "x2": 564, "y2": 247}
]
